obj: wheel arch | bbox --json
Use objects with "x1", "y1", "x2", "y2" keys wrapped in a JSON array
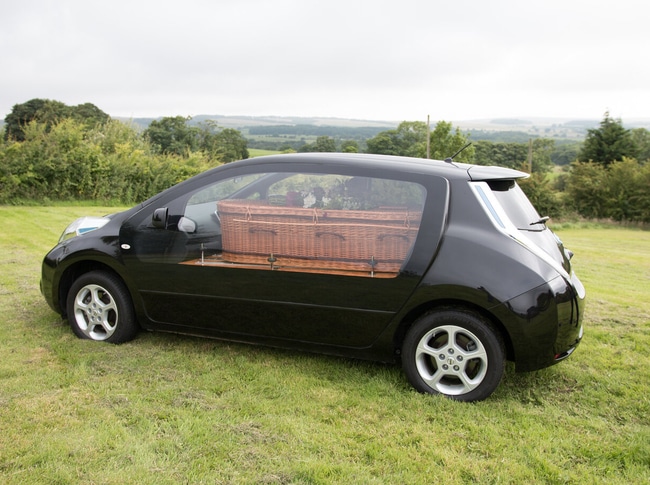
[
  {"x1": 393, "y1": 299, "x2": 515, "y2": 362},
  {"x1": 57, "y1": 260, "x2": 130, "y2": 319}
]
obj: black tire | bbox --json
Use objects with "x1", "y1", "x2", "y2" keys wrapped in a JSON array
[
  {"x1": 402, "y1": 309, "x2": 505, "y2": 402},
  {"x1": 66, "y1": 270, "x2": 138, "y2": 343}
]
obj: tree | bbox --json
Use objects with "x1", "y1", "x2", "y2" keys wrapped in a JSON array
[
  {"x1": 365, "y1": 130, "x2": 404, "y2": 156},
  {"x1": 366, "y1": 121, "x2": 427, "y2": 158},
  {"x1": 565, "y1": 162, "x2": 608, "y2": 218},
  {"x1": 341, "y1": 140, "x2": 359, "y2": 153},
  {"x1": 602, "y1": 159, "x2": 650, "y2": 222},
  {"x1": 3, "y1": 99, "x2": 109, "y2": 141},
  {"x1": 474, "y1": 141, "x2": 526, "y2": 168},
  {"x1": 298, "y1": 136, "x2": 337, "y2": 153},
  {"x1": 143, "y1": 116, "x2": 199, "y2": 155},
  {"x1": 551, "y1": 142, "x2": 581, "y2": 166},
  {"x1": 0, "y1": 116, "x2": 215, "y2": 204},
  {"x1": 578, "y1": 111, "x2": 638, "y2": 166},
  {"x1": 71, "y1": 102, "x2": 110, "y2": 128},
  {"x1": 473, "y1": 139, "x2": 554, "y2": 172},
  {"x1": 529, "y1": 139, "x2": 555, "y2": 173},
  {"x1": 143, "y1": 117, "x2": 249, "y2": 162},
  {"x1": 428, "y1": 121, "x2": 475, "y2": 162},
  {"x1": 4, "y1": 99, "x2": 68, "y2": 141},
  {"x1": 631, "y1": 128, "x2": 650, "y2": 164},
  {"x1": 213, "y1": 128, "x2": 249, "y2": 162},
  {"x1": 565, "y1": 159, "x2": 650, "y2": 222},
  {"x1": 517, "y1": 169, "x2": 563, "y2": 217},
  {"x1": 366, "y1": 120, "x2": 473, "y2": 161}
]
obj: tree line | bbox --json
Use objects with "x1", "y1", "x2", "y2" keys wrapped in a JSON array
[
  {"x1": 292, "y1": 116, "x2": 649, "y2": 223},
  {"x1": 0, "y1": 99, "x2": 249, "y2": 204},
  {"x1": 1, "y1": 100, "x2": 649, "y2": 223},
  {"x1": 248, "y1": 124, "x2": 385, "y2": 139}
]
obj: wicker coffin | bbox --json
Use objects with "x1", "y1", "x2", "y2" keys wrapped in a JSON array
[{"x1": 217, "y1": 199, "x2": 421, "y2": 274}]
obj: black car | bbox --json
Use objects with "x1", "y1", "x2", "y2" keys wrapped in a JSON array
[{"x1": 41, "y1": 153, "x2": 585, "y2": 401}]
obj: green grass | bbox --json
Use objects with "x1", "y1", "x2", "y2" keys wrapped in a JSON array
[
  {"x1": 1, "y1": 207, "x2": 648, "y2": 484},
  {"x1": 248, "y1": 148, "x2": 282, "y2": 157}
]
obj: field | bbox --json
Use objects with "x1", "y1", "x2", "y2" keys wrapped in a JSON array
[
  {"x1": 0, "y1": 207, "x2": 648, "y2": 484},
  {"x1": 248, "y1": 148, "x2": 282, "y2": 158}
]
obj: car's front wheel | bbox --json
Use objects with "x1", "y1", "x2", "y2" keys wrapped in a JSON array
[
  {"x1": 66, "y1": 271, "x2": 138, "y2": 343},
  {"x1": 402, "y1": 309, "x2": 505, "y2": 402}
]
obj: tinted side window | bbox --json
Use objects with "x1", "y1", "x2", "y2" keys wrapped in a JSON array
[{"x1": 180, "y1": 172, "x2": 426, "y2": 278}]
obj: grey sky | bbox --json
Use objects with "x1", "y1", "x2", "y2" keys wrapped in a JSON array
[{"x1": 1, "y1": 0, "x2": 648, "y2": 123}]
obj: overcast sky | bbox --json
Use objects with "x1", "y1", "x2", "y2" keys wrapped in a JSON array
[{"x1": 1, "y1": 0, "x2": 648, "y2": 123}]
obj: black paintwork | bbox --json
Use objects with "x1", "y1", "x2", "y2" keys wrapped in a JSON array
[{"x1": 41, "y1": 153, "x2": 585, "y2": 371}]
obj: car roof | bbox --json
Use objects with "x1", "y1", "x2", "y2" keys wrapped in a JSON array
[
  {"x1": 138, "y1": 152, "x2": 528, "y2": 209},
  {"x1": 227, "y1": 152, "x2": 528, "y2": 182}
]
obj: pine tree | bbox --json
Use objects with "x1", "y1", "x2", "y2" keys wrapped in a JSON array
[{"x1": 578, "y1": 111, "x2": 638, "y2": 166}]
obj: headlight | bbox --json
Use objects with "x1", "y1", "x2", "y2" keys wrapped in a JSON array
[{"x1": 59, "y1": 216, "x2": 110, "y2": 243}]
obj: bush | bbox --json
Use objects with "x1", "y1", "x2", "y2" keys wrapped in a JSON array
[
  {"x1": 518, "y1": 171, "x2": 565, "y2": 218},
  {"x1": 0, "y1": 119, "x2": 219, "y2": 205},
  {"x1": 565, "y1": 159, "x2": 650, "y2": 223}
]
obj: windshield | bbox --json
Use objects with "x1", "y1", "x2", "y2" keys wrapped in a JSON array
[{"x1": 487, "y1": 180, "x2": 544, "y2": 231}]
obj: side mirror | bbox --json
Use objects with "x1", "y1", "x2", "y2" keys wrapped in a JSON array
[
  {"x1": 177, "y1": 216, "x2": 196, "y2": 233},
  {"x1": 152, "y1": 207, "x2": 168, "y2": 228}
]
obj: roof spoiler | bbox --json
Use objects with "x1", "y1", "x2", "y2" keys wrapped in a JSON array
[{"x1": 467, "y1": 165, "x2": 529, "y2": 181}]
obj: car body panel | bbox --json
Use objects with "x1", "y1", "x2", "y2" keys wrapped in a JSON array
[
  {"x1": 116, "y1": 160, "x2": 450, "y2": 348},
  {"x1": 41, "y1": 152, "x2": 585, "y2": 375}
]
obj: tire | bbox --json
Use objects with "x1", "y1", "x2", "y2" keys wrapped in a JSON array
[
  {"x1": 66, "y1": 270, "x2": 138, "y2": 344},
  {"x1": 402, "y1": 309, "x2": 505, "y2": 402}
]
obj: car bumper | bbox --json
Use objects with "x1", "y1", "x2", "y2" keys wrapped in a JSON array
[
  {"x1": 40, "y1": 245, "x2": 66, "y2": 315},
  {"x1": 552, "y1": 271, "x2": 585, "y2": 361},
  {"x1": 501, "y1": 273, "x2": 585, "y2": 373}
]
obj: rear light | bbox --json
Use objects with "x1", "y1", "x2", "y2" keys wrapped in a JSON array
[
  {"x1": 554, "y1": 347, "x2": 576, "y2": 361},
  {"x1": 554, "y1": 324, "x2": 583, "y2": 361}
]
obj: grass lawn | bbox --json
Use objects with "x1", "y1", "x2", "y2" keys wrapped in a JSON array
[{"x1": 0, "y1": 207, "x2": 648, "y2": 484}]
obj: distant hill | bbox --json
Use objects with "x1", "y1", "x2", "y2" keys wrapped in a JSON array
[
  {"x1": 112, "y1": 114, "x2": 650, "y2": 142},
  {"x1": 121, "y1": 114, "x2": 397, "y2": 130}
]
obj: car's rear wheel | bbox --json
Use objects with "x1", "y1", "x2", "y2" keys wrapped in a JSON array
[
  {"x1": 402, "y1": 309, "x2": 505, "y2": 402},
  {"x1": 66, "y1": 271, "x2": 138, "y2": 343}
]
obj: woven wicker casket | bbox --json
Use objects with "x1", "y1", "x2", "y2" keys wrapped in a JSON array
[{"x1": 217, "y1": 199, "x2": 421, "y2": 275}]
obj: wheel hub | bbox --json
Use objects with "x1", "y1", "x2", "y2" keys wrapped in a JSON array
[
  {"x1": 73, "y1": 284, "x2": 118, "y2": 340},
  {"x1": 415, "y1": 324, "x2": 489, "y2": 396},
  {"x1": 439, "y1": 348, "x2": 465, "y2": 371}
]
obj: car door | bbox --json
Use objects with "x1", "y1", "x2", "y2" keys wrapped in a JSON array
[{"x1": 120, "y1": 165, "x2": 448, "y2": 348}]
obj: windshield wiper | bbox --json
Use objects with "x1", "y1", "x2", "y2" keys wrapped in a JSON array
[{"x1": 530, "y1": 216, "x2": 550, "y2": 226}]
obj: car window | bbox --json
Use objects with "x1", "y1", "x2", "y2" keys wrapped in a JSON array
[
  {"x1": 487, "y1": 180, "x2": 543, "y2": 231},
  {"x1": 188, "y1": 173, "x2": 266, "y2": 205},
  {"x1": 180, "y1": 173, "x2": 265, "y2": 234},
  {"x1": 180, "y1": 172, "x2": 426, "y2": 278}
]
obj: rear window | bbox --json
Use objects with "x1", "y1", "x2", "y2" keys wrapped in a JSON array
[{"x1": 487, "y1": 180, "x2": 543, "y2": 231}]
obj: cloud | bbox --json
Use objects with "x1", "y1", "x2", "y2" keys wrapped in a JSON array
[{"x1": 1, "y1": 0, "x2": 649, "y2": 122}]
